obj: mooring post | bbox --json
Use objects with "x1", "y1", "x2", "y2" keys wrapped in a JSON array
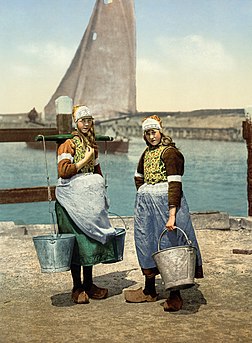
[
  {"x1": 243, "y1": 106, "x2": 252, "y2": 216},
  {"x1": 55, "y1": 96, "x2": 73, "y2": 134}
]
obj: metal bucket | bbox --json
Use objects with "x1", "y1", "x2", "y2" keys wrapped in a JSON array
[
  {"x1": 114, "y1": 227, "x2": 126, "y2": 261},
  {"x1": 152, "y1": 227, "x2": 196, "y2": 290},
  {"x1": 103, "y1": 227, "x2": 126, "y2": 264},
  {"x1": 33, "y1": 233, "x2": 75, "y2": 273}
]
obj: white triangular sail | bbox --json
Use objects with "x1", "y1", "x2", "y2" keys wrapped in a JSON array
[{"x1": 44, "y1": 0, "x2": 136, "y2": 122}]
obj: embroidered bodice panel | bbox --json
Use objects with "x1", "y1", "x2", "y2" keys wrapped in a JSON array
[
  {"x1": 144, "y1": 145, "x2": 167, "y2": 184},
  {"x1": 73, "y1": 136, "x2": 94, "y2": 173}
]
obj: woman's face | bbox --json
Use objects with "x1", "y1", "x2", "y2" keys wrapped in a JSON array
[
  {"x1": 145, "y1": 129, "x2": 161, "y2": 146},
  {"x1": 77, "y1": 117, "x2": 93, "y2": 134}
]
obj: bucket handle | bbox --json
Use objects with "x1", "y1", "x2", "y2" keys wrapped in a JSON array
[
  {"x1": 158, "y1": 226, "x2": 192, "y2": 251},
  {"x1": 108, "y1": 211, "x2": 129, "y2": 231}
]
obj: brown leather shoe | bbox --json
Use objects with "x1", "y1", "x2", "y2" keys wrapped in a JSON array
[
  {"x1": 163, "y1": 291, "x2": 183, "y2": 312},
  {"x1": 86, "y1": 284, "x2": 108, "y2": 300},
  {"x1": 124, "y1": 287, "x2": 158, "y2": 303},
  {"x1": 71, "y1": 288, "x2": 89, "y2": 304}
]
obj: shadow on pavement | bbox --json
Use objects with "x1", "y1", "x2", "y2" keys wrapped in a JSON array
[
  {"x1": 156, "y1": 281, "x2": 207, "y2": 315},
  {"x1": 51, "y1": 269, "x2": 137, "y2": 307}
]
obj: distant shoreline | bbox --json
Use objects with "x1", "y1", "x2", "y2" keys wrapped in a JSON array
[
  {"x1": 97, "y1": 108, "x2": 245, "y2": 142},
  {"x1": 0, "y1": 108, "x2": 245, "y2": 142}
]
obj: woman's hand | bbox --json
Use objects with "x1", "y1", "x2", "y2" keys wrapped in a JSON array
[
  {"x1": 166, "y1": 215, "x2": 176, "y2": 231},
  {"x1": 85, "y1": 146, "x2": 94, "y2": 162},
  {"x1": 166, "y1": 206, "x2": 176, "y2": 231},
  {"x1": 75, "y1": 146, "x2": 94, "y2": 171}
]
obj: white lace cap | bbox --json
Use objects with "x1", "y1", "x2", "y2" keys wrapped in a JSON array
[
  {"x1": 74, "y1": 106, "x2": 93, "y2": 123},
  {"x1": 142, "y1": 118, "x2": 161, "y2": 132}
]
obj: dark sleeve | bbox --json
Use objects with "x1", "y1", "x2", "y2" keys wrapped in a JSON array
[
  {"x1": 134, "y1": 151, "x2": 145, "y2": 190},
  {"x1": 162, "y1": 147, "x2": 184, "y2": 207}
]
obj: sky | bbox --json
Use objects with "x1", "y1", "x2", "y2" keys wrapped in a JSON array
[{"x1": 0, "y1": 0, "x2": 252, "y2": 114}]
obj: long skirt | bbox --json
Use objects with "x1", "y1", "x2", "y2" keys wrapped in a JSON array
[
  {"x1": 134, "y1": 182, "x2": 203, "y2": 269},
  {"x1": 55, "y1": 201, "x2": 120, "y2": 266},
  {"x1": 56, "y1": 173, "x2": 116, "y2": 245}
]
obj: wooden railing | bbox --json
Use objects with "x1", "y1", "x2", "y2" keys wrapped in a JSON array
[{"x1": 0, "y1": 186, "x2": 56, "y2": 204}]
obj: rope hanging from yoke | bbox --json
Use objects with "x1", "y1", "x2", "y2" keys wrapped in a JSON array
[
  {"x1": 104, "y1": 141, "x2": 108, "y2": 188},
  {"x1": 39, "y1": 135, "x2": 57, "y2": 234}
]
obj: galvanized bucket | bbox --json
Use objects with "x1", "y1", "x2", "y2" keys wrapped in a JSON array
[
  {"x1": 33, "y1": 233, "x2": 75, "y2": 273},
  {"x1": 152, "y1": 227, "x2": 196, "y2": 290},
  {"x1": 113, "y1": 227, "x2": 126, "y2": 261},
  {"x1": 103, "y1": 227, "x2": 126, "y2": 264}
]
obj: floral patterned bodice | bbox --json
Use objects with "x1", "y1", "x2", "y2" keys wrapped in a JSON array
[
  {"x1": 144, "y1": 145, "x2": 167, "y2": 184},
  {"x1": 72, "y1": 136, "x2": 94, "y2": 173}
]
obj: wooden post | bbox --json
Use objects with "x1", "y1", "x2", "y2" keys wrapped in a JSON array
[
  {"x1": 243, "y1": 106, "x2": 252, "y2": 216},
  {"x1": 55, "y1": 96, "x2": 73, "y2": 134}
]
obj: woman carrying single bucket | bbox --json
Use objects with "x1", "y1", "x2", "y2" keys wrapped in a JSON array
[
  {"x1": 56, "y1": 105, "x2": 116, "y2": 304},
  {"x1": 124, "y1": 115, "x2": 204, "y2": 311}
]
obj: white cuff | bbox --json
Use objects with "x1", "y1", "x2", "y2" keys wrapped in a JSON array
[
  {"x1": 167, "y1": 175, "x2": 182, "y2": 182},
  {"x1": 135, "y1": 171, "x2": 144, "y2": 178},
  {"x1": 58, "y1": 153, "x2": 73, "y2": 163}
]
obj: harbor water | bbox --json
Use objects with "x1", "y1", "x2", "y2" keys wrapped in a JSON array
[{"x1": 0, "y1": 138, "x2": 247, "y2": 224}]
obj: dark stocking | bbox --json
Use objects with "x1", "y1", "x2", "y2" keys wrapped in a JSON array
[
  {"x1": 170, "y1": 289, "x2": 182, "y2": 299},
  {"x1": 82, "y1": 266, "x2": 93, "y2": 291},
  {"x1": 70, "y1": 264, "x2": 82, "y2": 291},
  {"x1": 143, "y1": 275, "x2": 157, "y2": 297}
]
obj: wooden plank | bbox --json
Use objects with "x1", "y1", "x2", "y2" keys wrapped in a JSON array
[
  {"x1": 0, "y1": 186, "x2": 56, "y2": 204},
  {"x1": 0, "y1": 128, "x2": 113, "y2": 143},
  {"x1": 0, "y1": 128, "x2": 58, "y2": 142},
  {"x1": 233, "y1": 249, "x2": 252, "y2": 255}
]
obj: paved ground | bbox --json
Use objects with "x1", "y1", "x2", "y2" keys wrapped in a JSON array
[{"x1": 0, "y1": 218, "x2": 251, "y2": 343}]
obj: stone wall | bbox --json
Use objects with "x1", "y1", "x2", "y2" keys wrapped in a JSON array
[{"x1": 97, "y1": 123, "x2": 243, "y2": 142}]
